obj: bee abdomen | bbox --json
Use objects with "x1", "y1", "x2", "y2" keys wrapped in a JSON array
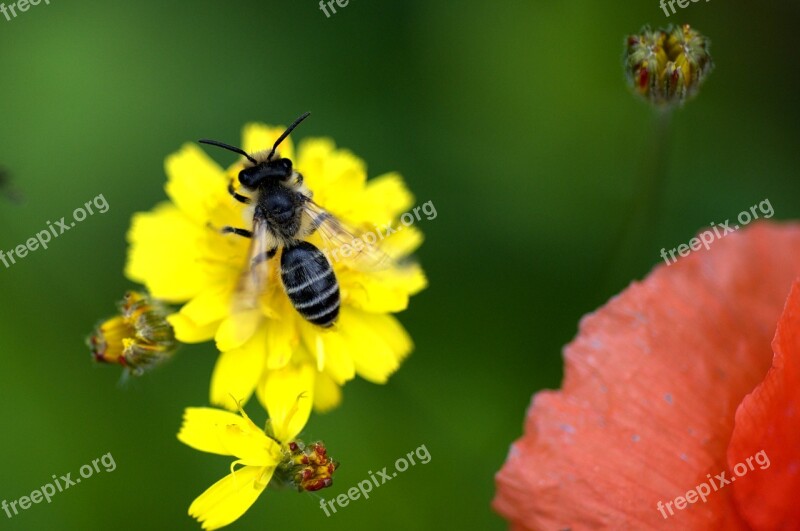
[{"x1": 281, "y1": 242, "x2": 340, "y2": 327}]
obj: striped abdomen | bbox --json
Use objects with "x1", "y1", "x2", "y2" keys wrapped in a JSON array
[{"x1": 281, "y1": 241, "x2": 340, "y2": 327}]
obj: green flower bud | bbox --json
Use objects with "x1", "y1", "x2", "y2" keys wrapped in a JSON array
[{"x1": 625, "y1": 24, "x2": 713, "y2": 107}]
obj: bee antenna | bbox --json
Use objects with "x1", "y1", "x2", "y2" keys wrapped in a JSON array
[
  {"x1": 267, "y1": 111, "x2": 311, "y2": 160},
  {"x1": 198, "y1": 139, "x2": 258, "y2": 165}
]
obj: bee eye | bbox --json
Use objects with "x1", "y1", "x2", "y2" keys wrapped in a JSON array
[
  {"x1": 280, "y1": 159, "x2": 293, "y2": 177},
  {"x1": 239, "y1": 167, "x2": 261, "y2": 188}
]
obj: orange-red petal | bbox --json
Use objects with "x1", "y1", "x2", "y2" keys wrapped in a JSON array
[
  {"x1": 728, "y1": 279, "x2": 800, "y2": 530},
  {"x1": 494, "y1": 222, "x2": 800, "y2": 529}
]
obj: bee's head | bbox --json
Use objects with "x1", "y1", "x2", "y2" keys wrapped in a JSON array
[
  {"x1": 199, "y1": 111, "x2": 311, "y2": 190},
  {"x1": 236, "y1": 157, "x2": 292, "y2": 189}
]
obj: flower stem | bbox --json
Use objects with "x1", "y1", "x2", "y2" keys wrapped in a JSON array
[{"x1": 600, "y1": 107, "x2": 674, "y2": 293}]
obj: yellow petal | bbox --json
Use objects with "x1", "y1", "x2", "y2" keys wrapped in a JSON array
[
  {"x1": 215, "y1": 309, "x2": 263, "y2": 352},
  {"x1": 294, "y1": 138, "x2": 336, "y2": 188},
  {"x1": 339, "y1": 308, "x2": 413, "y2": 384},
  {"x1": 296, "y1": 138, "x2": 366, "y2": 216},
  {"x1": 210, "y1": 327, "x2": 268, "y2": 411},
  {"x1": 368, "y1": 312, "x2": 414, "y2": 358},
  {"x1": 188, "y1": 465, "x2": 273, "y2": 531},
  {"x1": 165, "y1": 144, "x2": 229, "y2": 225},
  {"x1": 178, "y1": 408, "x2": 268, "y2": 455},
  {"x1": 168, "y1": 313, "x2": 218, "y2": 344},
  {"x1": 313, "y1": 371, "x2": 342, "y2": 412},
  {"x1": 340, "y1": 263, "x2": 427, "y2": 313},
  {"x1": 299, "y1": 321, "x2": 354, "y2": 385},
  {"x1": 381, "y1": 225, "x2": 424, "y2": 259},
  {"x1": 218, "y1": 426, "x2": 279, "y2": 466},
  {"x1": 180, "y1": 286, "x2": 234, "y2": 327},
  {"x1": 125, "y1": 204, "x2": 210, "y2": 301},
  {"x1": 241, "y1": 123, "x2": 295, "y2": 161},
  {"x1": 264, "y1": 317, "x2": 299, "y2": 370},
  {"x1": 257, "y1": 364, "x2": 314, "y2": 442},
  {"x1": 179, "y1": 408, "x2": 279, "y2": 467},
  {"x1": 357, "y1": 172, "x2": 415, "y2": 226}
]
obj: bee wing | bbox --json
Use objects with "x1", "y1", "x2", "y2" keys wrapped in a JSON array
[
  {"x1": 233, "y1": 217, "x2": 276, "y2": 312},
  {"x1": 301, "y1": 199, "x2": 393, "y2": 271}
]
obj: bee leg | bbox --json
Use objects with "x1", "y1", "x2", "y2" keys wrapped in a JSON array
[
  {"x1": 228, "y1": 180, "x2": 252, "y2": 204},
  {"x1": 220, "y1": 226, "x2": 253, "y2": 238},
  {"x1": 251, "y1": 248, "x2": 277, "y2": 268}
]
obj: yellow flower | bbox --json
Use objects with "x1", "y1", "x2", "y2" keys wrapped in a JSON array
[
  {"x1": 178, "y1": 389, "x2": 337, "y2": 530},
  {"x1": 88, "y1": 291, "x2": 177, "y2": 376},
  {"x1": 126, "y1": 122, "x2": 426, "y2": 412}
]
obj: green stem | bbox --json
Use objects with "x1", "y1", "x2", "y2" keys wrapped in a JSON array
[
  {"x1": 600, "y1": 107, "x2": 674, "y2": 292},
  {"x1": 639, "y1": 108, "x2": 672, "y2": 230}
]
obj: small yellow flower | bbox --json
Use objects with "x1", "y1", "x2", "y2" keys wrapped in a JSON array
[
  {"x1": 126, "y1": 122, "x2": 426, "y2": 412},
  {"x1": 625, "y1": 24, "x2": 713, "y2": 107},
  {"x1": 88, "y1": 291, "x2": 177, "y2": 375},
  {"x1": 178, "y1": 389, "x2": 336, "y2": 530}
]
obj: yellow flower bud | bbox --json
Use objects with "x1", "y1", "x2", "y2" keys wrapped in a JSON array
[{"x1": 88, "y1": 291, "x2": 177, "y2": 376}]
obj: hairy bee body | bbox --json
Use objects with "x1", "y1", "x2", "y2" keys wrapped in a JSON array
[
  {"x1": 251, "y1": 181, "x2": 307, "y2": 244},
  {"x1": 201, "y1": 112, "x2": 348, "y2": 328},
  {"x1": 244, "y1": 148, "x2": 340, "y2": 327},
  {"x1": 281, "y1": 241, "x2": 340, "y2": 327}
]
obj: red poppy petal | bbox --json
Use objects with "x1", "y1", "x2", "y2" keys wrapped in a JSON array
[
  {"x1": 494, "y1": 222, "x2": 800, "y2": 529},
  {"x1": 727, "y1": 279, "x2": 800, "y2": 530}
]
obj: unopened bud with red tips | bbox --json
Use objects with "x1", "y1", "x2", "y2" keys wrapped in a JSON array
[
  {"x1": 625, "y1": 24, "x2": 713, "y2": 107},
  {"x1": 275, "y1": 440, "x2": 339, "y2": 492},
  {"x1": 88, "y1": 291, "x2": 177, "y2": 376}
]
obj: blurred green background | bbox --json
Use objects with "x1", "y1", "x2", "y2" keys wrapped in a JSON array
[{"x1": 0, "y1": 0, "x2": 798, "y2": 529}]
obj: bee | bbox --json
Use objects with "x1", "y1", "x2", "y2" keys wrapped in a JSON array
[{"x1": 200, "y1": 112, "x2": 385, "y2": 328}]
